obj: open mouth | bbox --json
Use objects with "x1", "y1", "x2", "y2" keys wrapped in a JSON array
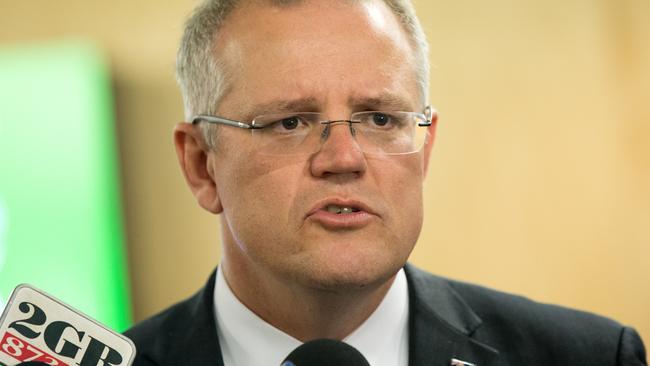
[
  {"x1": 325, "y1": 205, "x2": 361, "y2": 215},
  {"x1": 306, "y1": 199, "x2": 376, "y2": 229}
]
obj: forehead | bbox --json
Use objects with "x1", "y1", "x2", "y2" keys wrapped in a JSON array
[{"x1": 214, "y1": 0, "x2": 419, "y2": 114}]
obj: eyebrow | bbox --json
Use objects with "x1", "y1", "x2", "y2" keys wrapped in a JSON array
[
  {"x1": 243, "y1": 92, "x2": 417, "y2": 120},
  {"x1": 348, "y1": 92, "x2": 415, "y2": 111},
  {"x1": 245, "y1": 97, "x2": 320, "y2": 119}
]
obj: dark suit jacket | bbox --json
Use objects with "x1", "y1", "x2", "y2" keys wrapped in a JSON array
[{"x1": 125, "y1": 264, "x2": 647, "y2": 365}]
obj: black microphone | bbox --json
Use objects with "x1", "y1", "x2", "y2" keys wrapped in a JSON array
[
  {"x1": 281, "y1": 339, "x2": 370, "y2": 366},
  {"x1": 16, "y1": 363, "x2": 50, "y2": 366}
]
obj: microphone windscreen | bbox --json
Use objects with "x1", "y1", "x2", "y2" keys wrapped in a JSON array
[
  {"x1": 16, "y1": 363, "x2": 50, "y2": 366},
  {"x1": 281, "y1": 338, "x2": 370, "y2": 366}
]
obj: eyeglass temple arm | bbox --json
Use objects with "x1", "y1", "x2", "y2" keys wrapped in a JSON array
[
  {"x1": 419, "y1": 106, "x2": 434, "y2": 126},
  {"x1": 191, "y1": 115, "x2": 263, "y2": 129}
]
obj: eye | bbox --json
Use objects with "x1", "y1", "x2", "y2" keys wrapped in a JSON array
[
  {"x1": 264, "y1": 114, "x2": 312, "y2": 135},
  {"x1": 371, "y1": 112, "x2": 391, "y2": 126},
  {"x1": 281, "y1": 116, "x2": 300, "y2": 130}
]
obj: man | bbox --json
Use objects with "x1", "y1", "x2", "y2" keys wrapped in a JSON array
[{"x1": 125, "y1": 0, "x2": 647, "y2": 365}]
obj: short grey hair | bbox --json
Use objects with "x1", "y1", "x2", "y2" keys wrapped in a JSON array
[{"x1": 177, "y1": 0, "x2": 430, "y2": 147}]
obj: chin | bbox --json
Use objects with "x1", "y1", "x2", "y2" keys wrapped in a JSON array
[{"x1": 297, "y1": 255, "x2": 405, "y2": 293}]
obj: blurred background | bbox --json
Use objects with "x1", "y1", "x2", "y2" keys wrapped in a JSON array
[{"x1": 0, "y1": 0, "x2": 648, "y2": 343}]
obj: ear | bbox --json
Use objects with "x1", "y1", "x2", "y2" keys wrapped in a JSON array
[
  {"x1": 421, "y1": 109, "x2": 438, "y2": 178},
  {"x1": 174, "y1": 123, "x2": 223, "y2": 214}
]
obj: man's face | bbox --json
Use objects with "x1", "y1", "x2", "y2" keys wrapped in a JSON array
[{"x1": 208, "y1": 0, "x2": 434, "y2": 292}]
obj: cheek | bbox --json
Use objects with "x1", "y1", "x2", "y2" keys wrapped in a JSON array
[
  {"x1": 370, "y1": 155, "x2": 425, "y2": 235},
  {"x1": 218, "y1": 157, "x2": 307, "y2": 244},
  {"x1": 370, "y1": 154, "x2": 425, "y2": 201}
]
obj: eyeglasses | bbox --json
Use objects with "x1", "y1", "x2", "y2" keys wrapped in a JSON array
[{"x1": 190, "y1": 107, "x2": 435, "y2": 156}]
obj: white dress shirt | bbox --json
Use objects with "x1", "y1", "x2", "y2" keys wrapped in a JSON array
[{"x1": 214, "y1": 267, "x2": 410, "y2": 366}]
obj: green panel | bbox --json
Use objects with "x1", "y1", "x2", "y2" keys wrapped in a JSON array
[{"x1": 0, "y1": 41, "x2": 131, "y2": 331}]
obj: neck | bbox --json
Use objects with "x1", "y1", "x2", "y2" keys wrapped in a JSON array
[{"x1": 220, "y1": 257, "x2": 396, "y2": 341}]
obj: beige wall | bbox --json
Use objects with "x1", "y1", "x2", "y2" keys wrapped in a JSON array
[{"x1": 1, "y1": 0, "x2": 648, "y2": 342}]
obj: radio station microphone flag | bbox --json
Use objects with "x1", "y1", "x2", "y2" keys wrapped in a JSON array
[{"x1": 0, "y1": 285, "x2": 135, "y2": 366}]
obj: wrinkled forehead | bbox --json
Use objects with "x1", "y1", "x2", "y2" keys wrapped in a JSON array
[
  {"x1": 214, "y1": 0, "x2": 413, "y2": 63},
  {"x1": 213, "y1": 0, "x2": 419, "y2": 114},
  {"x1": 220, "y1": 0, "x2": 411, "y2": 50}
]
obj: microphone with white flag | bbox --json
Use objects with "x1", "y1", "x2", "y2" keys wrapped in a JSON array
[{"x1": 0, "y1": 285, "x2": 135, "y2": 366}]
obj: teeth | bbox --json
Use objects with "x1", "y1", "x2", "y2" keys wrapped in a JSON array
[{"x1": 326, "y1": 205, "x2": 359, "y2": 214}]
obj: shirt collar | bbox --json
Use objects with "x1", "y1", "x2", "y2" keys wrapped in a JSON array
[{"x1": 214, "y1": 267, "x2": 409, "y2": 366}]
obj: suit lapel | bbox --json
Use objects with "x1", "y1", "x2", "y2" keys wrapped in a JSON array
[
  {"x1": 168, "y1": 269, "x2": 225, "y2": 366},
  {"x1": 178, "y1": 265, "x2": 505, "y2": 366},
  {"x1": 405, "y1": 264, "x2": 506, "y2": 366}
]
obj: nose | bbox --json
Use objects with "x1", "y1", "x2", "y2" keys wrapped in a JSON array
[{"x1": 309, "y1": 121, "x2": 367, "y2": 178}]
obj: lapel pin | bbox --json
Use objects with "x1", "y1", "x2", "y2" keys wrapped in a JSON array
[{"x1": 451, "y1": 358, "x2": 476, "y2": 366}]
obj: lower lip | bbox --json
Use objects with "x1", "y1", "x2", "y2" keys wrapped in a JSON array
[{"x1": 307, "y1": 210, "x2": 375, "y2": 230}]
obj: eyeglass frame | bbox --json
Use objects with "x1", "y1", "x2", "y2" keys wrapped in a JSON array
[
  {"x1": 190, "y1": 105, "x2": 434, "y2": 128},
  {"x1": 189, "y1": 105, "x2": 436, "y2": 155}
]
